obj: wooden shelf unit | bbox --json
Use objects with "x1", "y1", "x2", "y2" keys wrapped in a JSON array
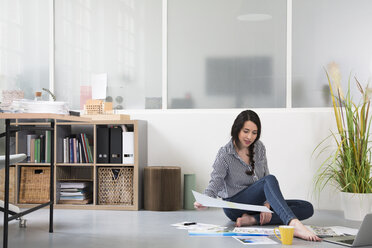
[{"x1": 10, "y1": 116, "x2": 147, "y2": 210}]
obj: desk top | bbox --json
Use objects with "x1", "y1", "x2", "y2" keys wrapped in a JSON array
[{"x1": 0, "y1": 113, "x2": 90, "y2": 122}]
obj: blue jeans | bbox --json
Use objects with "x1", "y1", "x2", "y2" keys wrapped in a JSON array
[{"x1": 223, "y1": 175, "x2": 314, "y2": 225}]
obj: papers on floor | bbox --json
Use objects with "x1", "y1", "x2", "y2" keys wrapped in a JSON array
[
  {"x1": 192, "y1": 191, "x2": 272, "y2": 213},
  {"x1": 172, "y1": 222, "x2": 226, "y2": 231},
  {"x1": 306, "y1": 225, "x2": 358, "y2": 237},
  {"x1": 233, "y1": 236, "x2": 278, "y2": 245},
  {"x1": 172, "y1": 222, "x2": 274, "y2": 237},
  {"x1": 233, "y1": 227, "x2": 275, "y2": 235}
]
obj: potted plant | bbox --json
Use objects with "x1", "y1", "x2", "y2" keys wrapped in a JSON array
[{"x1": 314, "y1": 62, "x2": 372, "y2": 221}]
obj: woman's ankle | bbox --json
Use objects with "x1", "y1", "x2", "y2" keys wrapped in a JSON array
[{"x1": 288, "y1": 218, "x2": 300, "y2": 226}]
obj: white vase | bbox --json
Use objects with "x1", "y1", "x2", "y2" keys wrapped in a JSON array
[{"x1": 340, "y1": 192, "x2": 372, "y2": 221}]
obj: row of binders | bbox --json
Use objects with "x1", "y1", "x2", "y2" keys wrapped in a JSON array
[
  {"x1": 26, "y1": 132, "x2": 51, "y2": 163},
  {"x1": 58, "y1": 181, "x2": 93, "y2": 204},
  {"x1": 62, "y1": 133, "x2": 93, "y2": 163},
  {"x1": 97, "y1": 126, "x2": 134, "y2": 164}
]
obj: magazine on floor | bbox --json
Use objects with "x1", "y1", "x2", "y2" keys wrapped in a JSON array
[
  {"x1": 306, "y1": 225, "x2": 358, "y2": 238},
  {"x1": 233, "y1": 236, "x2": 278, "y2": 245}
]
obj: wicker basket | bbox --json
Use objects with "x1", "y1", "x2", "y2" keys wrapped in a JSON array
[
  {"x1": 19, "y1": 167, "x2": 50, "y2": 204},
  {"x1": 0, "y1": 167, "x2": 16, "y2": 203},
  {"x1": 98, "y1": 167, "x2": 133, "y2": 205}
]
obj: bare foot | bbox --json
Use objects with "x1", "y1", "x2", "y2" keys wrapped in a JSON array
[
  {"x1": 289, "y1": 219, "x2": 322, "y2": 242},
  {"x1": 236, "y1": 214, "x2": 257, "y2": 227}
]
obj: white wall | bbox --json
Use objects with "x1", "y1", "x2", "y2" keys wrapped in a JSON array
[{"x1": 126, "y1": 108, "x2": 341, "y2": 211}]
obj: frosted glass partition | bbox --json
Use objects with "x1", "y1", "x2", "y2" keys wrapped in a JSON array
[
  {"x1": 292, "y1": 0, "x2": 372, "y2": 107},
  {"x1": 54, "y1": 0, "x2": 162, "y2": 110},
  {"x1": 167, "y1": 0, "x2": 286, "y2": 109},
  {"x1": 0, "y1": 0, "x2": 49, "y2": 101}
]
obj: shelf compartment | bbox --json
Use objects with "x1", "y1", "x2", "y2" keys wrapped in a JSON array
[
  {"x1": 19, "y1": 166, "x2": 50, "y2": 204},
  {"x1": 57, "y1": 166, "x2": 93, "y2": 181},
  {"x1": 56, "y1": 124, "x2": 94, "y2": 164},
  {"x1": 56, "y1": 166, "x2": 93, "y2": 205},
  {"x1": 97, "y1": 167, "x2": 134, "y2": 206}
]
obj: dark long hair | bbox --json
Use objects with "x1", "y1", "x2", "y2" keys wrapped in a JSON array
[{"x1": 231, "y1": 110, "x2": 261, "y2": 175}]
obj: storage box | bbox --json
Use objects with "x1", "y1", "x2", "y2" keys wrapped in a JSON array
[
  {"x1": 98, "y1": 167, "x2": 133, "y2": 205},
  {"x1": 0, "y1": 167, "x2": 16, "y2": 203},
  {"x1": 19, "y1": 167, "x2": 50, "y2": 204}
]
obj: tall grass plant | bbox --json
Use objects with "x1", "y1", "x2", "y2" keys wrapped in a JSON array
[{"x1": 314, "y1": 63, "x2": 372, "y2": 194}]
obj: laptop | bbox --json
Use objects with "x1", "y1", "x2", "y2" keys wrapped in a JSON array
[{"x1": 324, "y1": 213, "x2": 372, "y2": 247}]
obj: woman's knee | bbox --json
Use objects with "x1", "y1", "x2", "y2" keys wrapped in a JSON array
[
  {"x1": 264, "y1": 174, "x2": 278, "y2": 185},
  {"x1": 304, "y1": 201, "x2": 314, "y2": 218},
  {"x1": 300, "y1": 201, "x2": 314, "y2": 220}
]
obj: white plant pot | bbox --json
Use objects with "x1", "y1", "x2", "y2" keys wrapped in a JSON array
[{"x1": 340, "y1": 192, "x2": 372, "y2": 221}]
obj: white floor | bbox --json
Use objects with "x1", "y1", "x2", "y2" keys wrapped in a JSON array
[{"x1": 0, "y1": 208, "x2": 367, "y2": 248}]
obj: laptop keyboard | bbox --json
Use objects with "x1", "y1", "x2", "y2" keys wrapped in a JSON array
[{"x1": 339, "y1": 239, "x2": 354, "y2": 245}]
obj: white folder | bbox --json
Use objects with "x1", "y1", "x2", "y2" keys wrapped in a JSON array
[{"x1": 122, "y1": 132, "x2": 134, "y2": 164}]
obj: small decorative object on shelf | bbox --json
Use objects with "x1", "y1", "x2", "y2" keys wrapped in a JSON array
[
  {"x1": 83, "y1": 99, "x2": 130, "y2": 120},
  {"x1": 84, "y1": 99, "x2": 105, "y2": 115},
  {"x1": 34, "y1": 92, "x2": 42, "y2": 101}
]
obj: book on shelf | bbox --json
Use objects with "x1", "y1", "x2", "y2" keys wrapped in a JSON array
[
  {"x1": 45, "y1": 131, "x2": 51, "y2": 163},
  {"x1": 40, "y1": 134, "x2": 45, "y2": 163},
  {"x1": 84, "y1": 133, "x2": 93, "y2": 163},
  {"x1": 30, "y1": 137, "x2": 35, "y2": 163},
  {"x1": 79, "y1": 134, "x2": 88, "y2": 163},
  {"x1": 26, "y1": 132, "x2": 51, "y2": 163},
  {"x1": 78, "y1": 141, "x2": 83, "y2": 163},
  {"x1": 62, "y1": 133, "x2": 93, "y2": 164},
  {"x1": 34, "y1": 138, "x2": 40, "y2": 163},
  {"x1": 27, "y1": 134, "x2": 37, "y2": 162}
]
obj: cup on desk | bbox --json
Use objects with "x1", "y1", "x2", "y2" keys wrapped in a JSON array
[{"x1": 274, "y1": 225, "x2": 294, "y2": 245}]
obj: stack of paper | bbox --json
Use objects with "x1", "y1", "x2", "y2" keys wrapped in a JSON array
[
  {"x1": 10, "y1": 99, "x2": 69, "y2": 114},
  {"x1": 59, "y1": 182, "x2": 92, "y2": 204}
]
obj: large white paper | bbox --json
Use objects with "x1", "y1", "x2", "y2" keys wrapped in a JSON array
[
  {"x1": 91, "y1": 73, "x2": 107, "y2": 99},
  {"x1": 192, "y1": 191, "x2": 272, "y2": 213}
]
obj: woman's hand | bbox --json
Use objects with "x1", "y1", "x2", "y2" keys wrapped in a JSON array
[
  {"x1": 194, "y1": 201, "x2": 208, "y2": 210},
  {"x1": 259, "y1": 203, "x2": 272, "y2": 225}
]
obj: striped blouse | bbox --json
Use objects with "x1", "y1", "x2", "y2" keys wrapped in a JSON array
[{"x1": 204, "y1": 139, "x2": 269, "y2": 199}]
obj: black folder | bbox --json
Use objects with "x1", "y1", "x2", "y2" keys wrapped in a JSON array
[
  {"x1": 109, "y1": 127, "x2": 122, "y2": 163},
  {"x1": 97, "y1": 127, "x2": 109, "y2": 163}
]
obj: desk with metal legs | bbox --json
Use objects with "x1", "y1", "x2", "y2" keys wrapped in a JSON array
[{"x1": 0, "y1": 113, "x2": 89, "y2": 248}]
